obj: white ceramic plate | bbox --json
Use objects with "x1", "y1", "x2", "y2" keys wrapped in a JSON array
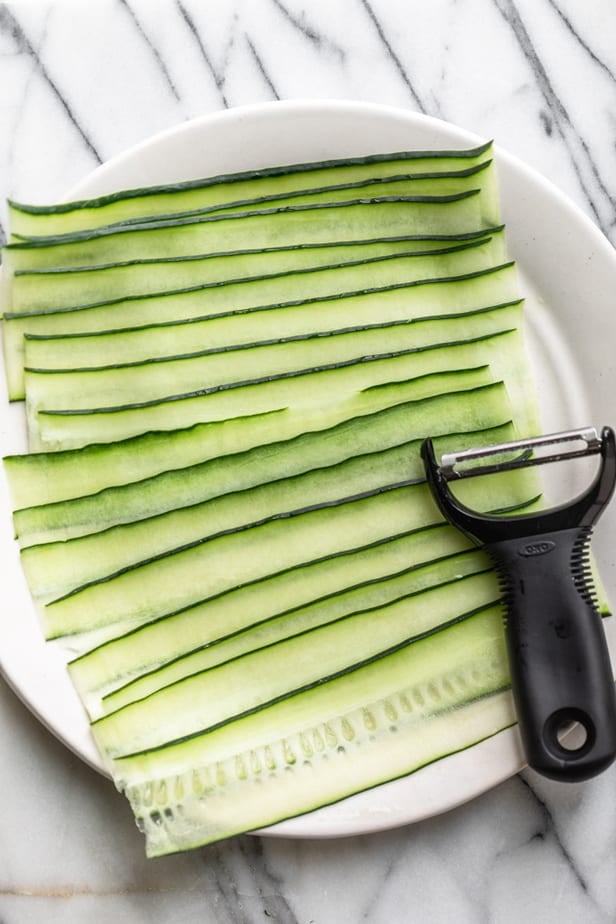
[{"x1": 1, "y1": 100, "x2": 616, "y2": 839}]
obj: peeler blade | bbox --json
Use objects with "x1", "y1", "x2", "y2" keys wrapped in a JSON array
[{"x1": 439, "y1": 426, "x2": 602, "y2": 481}]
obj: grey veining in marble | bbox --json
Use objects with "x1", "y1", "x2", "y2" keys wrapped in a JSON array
[{"x1": 1, "y1": 0, "x2": 616, "y2": 921}]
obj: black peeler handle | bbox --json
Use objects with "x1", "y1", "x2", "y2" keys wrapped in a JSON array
[
  {"x1": 487, "y1": 527, "x2": 616, "y2": 782},
  {"x1": 421, "y1": 427, "x2": 616, "y2": 782}
]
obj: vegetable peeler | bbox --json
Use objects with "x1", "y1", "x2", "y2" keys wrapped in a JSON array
[{"x1": 421, "y1": 425, "x2": 616, "y2": 782}]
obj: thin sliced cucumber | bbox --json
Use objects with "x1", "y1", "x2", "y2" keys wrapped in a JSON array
[
  {"x1": 3, "y1": 366, "x2": 488, "y2": 507},
  {"x1": 12, "y1": 230, "x2": 501, "y2": 314},
  {"x1": 24, "y1": 299, "x2": 519, "y2": 418},
  {"x1": 5, "y1": 249, "x2": 512, "y2": 401},
  {"x1": 21, "y1": 232, "x2": 506, "y2": 371},
  {"x1": 14, "y1": 164, "x2": 499, "y2": 245},
  {"x1": 68, "y1": 526, "x2": 478, "y2": 717},
  {"x1": 14, "y1": 382, "x2": 512, "y2": 546},
  {"x1": 116, "y1": 607, "x2": 512, "y2": 855},
  {"x1": 21, "y1": 416, "x2": 527, "y2": 599},
  {"x1": 7, "y1": 143, "x2": 493, "y2": 237},
  {"x1": 100, "y1": 550, "x2": 492, "y2": 718},
  {"x1": 92, "y1": 571, "x2": 501, "y2": 759},
  {"x1": 71, "y1": 480, "x2": 541, "y2": 719},
  {"x1": 3, "y1": 194, "x2": 484, "y2": 278},
  {"x1": 30, "y1": 324, "x2": 538, "y2": 454},
  {"x1": 44, "y1": 455, "x2": 540, "y2": 646},
  {"x1": 42, "y1": 483, "x2": 443, "y2": 640}
]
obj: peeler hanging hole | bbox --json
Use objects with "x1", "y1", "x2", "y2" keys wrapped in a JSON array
[
  {"x1": 544, "y1": 709, "x2": 596, "y2": 758},
  {"x1": 556, "y1": 721, "x2": 588, "y2": 752}
]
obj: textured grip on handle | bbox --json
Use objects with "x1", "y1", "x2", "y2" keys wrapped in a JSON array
[{"x1": 488, "y1": 527, "x2": 616, "y2": 782}]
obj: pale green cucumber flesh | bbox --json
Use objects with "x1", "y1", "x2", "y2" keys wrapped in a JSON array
[
  {"x1": 12, "y1": 230, "x2": 502, "y2": 316},
  {"x1": 3, "y1": 366, "x2": 487, "y2": 507},
  {"x1": 14, "y1": 382, "x2": 512, "y2": 546},
  {"x1": 24, "y1": 299, "x2": 520, "y2": 416},
  {"x1": 3, "y1": 194, "x2": 484, "y2": 275},
  {"x1": 7, "y1": 140, "x2": 492, "y2": 235},
  {"x1": 7, "y1": 255, "x2": 514, "y2": 402},
  {"x1": 91, "y1": 573, "x2": 502, "y2": 759},
  {"x1": 22, "y1": 413, "x2": 530, "y2": 599},
  {"x1": 30, "y1": 328, "x2": 538, "y2": 454},
  {"x1": 119, "y1": 603, "x2": 506, "y2": 783},
  {"x1": 13, "y1": 165, "x2": 498, "y2": 244},
  {"x1": 42, "y1": 484, "x2": 444, "y2": 640},
  {"x1": 1, "y1": 194, "x2": 485, "y2": 329},
  {"x1": 72, "y1": 488, "x2": 542, "y2": 718},
  {"x1": 138, "y1": 691, "x2": 514, "y2": 856},
  {"x1": 117, "y1": 607, "x2": 512, "y2": 854},
  {"x1": 72, "y1": 531, "x2": 481, "y2": 717},
  {"x1": 20, "y1": 234, "x2": 506, "y2": 370},
  {"x1": 44, "y1": 453, "x2": 540, "y2": 645},
  {"x1": 13, "y1": 234, "x2": 503, "y2": 323},
  {"x1": 101, "y1": 549, "x2": 492, "y2": 718}
]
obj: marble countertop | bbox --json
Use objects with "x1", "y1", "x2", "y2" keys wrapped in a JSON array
[{"x1": 1, "y1": 1, "x2": 616, "y2": 921}]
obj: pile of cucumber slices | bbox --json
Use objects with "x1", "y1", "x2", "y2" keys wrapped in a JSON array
[{"x1": 2, "y1": 141, "x2": 547, "y2": 855}]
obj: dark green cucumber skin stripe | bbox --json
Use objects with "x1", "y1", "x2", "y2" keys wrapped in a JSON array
[
  {"x1": 16, "y1": 235, "x2": 496, "y2": 319},
  {"x1": 14, "y1": 163, "x2": 493, "y2": 235},
  {"x1": 14, "y1": 227, "x2": 503, "y2": 278},
  {"x1": 5, "y1": 192, "x2": 481, "y2": 249},
  {"x1": 37, "y1": 328, "x2": 516, "y2": 416},
  {"x1": 107, "y1": 601, "x2": 503, "y2": 755},
  {"x1": 8, "y1": 141, "x2": 492, "y2": 214}
]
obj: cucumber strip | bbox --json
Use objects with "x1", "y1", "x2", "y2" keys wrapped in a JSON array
[
  {"x1": 2, "y1": 194, "x2": 484, "y2": 278},
  {"x1": 3, "y1": 366, "x2": 488, "y2": 507},
  {"x1": 18, "y1": 446, "x2": 430, "y2": 597},
  {"x1": 68, "y1": 526, "x2": 478, "y2": 716},
  {"x1": 24, "y1": 249, "x2": 510, "y2": 378},
  {"x1": 28, "y1": 332, "x2": 518, "y2": 452},
  {"x1": 43, "y1": 459, "x2": 539, "y2": 644},
  {"x1": 21, "y1": 416, "x2": 528, "y2": 598},
  {"x1": 115, "y1": 603, "x2": 507, "y2": 784},
  {"x1": 12, "y1": 236, "x2": 506, "y2": 325},
  {"x1": 11, "y1": 230, "x2": 501, "y2": 315},
  {"x1": 20, "y1": 231, "x2": 506, "y2": 354},
  {"x1": 12, "y1": 238, "x2": 505, "y2": 401},
  {"x1": 14, "y1": 382, "x2": 512, "y2": 546},
  {"x1": 7, "y1": 144, "x2": 493, "y2": 237},
  {"x1": 42, "y1": 484, "x2": 442, "y2": 640},
  {"x1": 120, "y1": 610, "x2": 512, "y2": 855},
  {"x1": 24, "y1": 300, "x2": 520, "y2": 417},
  {"x1": 71, "y1": 485, "x2": 542, "y2": 717},
  {"x1": 30, "y1": 324, "x2": 538, "y2": 454},
  {"x1": 91, "y1": 570, "x2": 502, "y2": 759},
  {"x1": 13, "y1": 164, "x2": 499, "y2": 243},
  {"x1": 101, "y1": 550, "x2": 492, "y2": 718},
  {"x1": 0, "y1": 194, "x2": 483, "y2": 322},
  {"x1": 5, "y1": 251, "x2": 512, "y2": 401}
]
